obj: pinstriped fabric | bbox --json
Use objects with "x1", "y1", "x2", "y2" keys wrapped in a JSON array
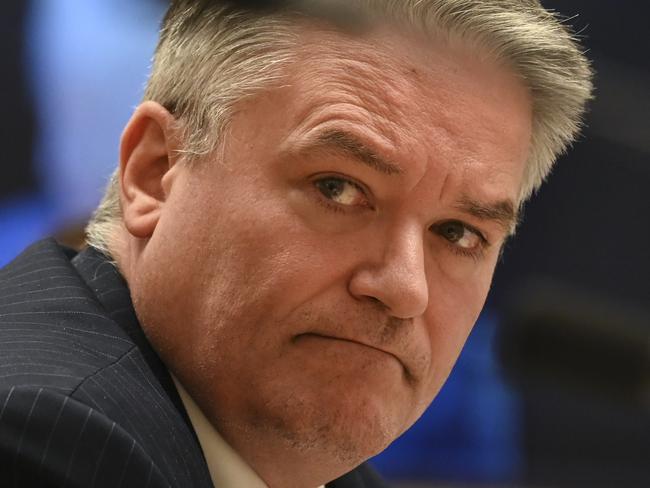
[
  {"x1": 0, "y1": 240, "x2": 213, "y2": 487},
  {"x1": 1, "y1": 386, "x2": 167, "y2": 487}
]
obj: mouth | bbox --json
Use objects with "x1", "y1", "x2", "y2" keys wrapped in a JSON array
[{"x1": 293, "y1": 332, "x2": 410, "y2": 379}]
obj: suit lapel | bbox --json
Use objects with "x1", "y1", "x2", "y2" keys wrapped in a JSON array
[
  {"x1": 71, "y1": 246, "x2": 193, "y2": 431},
  {"x1": 4, "y1": 240, "x2": 215, "y2": 487}
]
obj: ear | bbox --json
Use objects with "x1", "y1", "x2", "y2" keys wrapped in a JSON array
[{"x1": 119, "y1": 101, "x2": 180, "y2": 239}]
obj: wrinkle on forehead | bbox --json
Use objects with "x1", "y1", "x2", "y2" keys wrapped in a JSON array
[
  {"x1": 295, "y1": 27, "x2": 525, "y2": 139},
  {"x1": 283, "y1": 24, "x2": 531, "y2": 202},
  {"x1": 289, "y1": 30, "x2": 428, "y2": 150}
]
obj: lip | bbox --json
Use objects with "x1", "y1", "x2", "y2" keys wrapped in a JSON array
[{"x1": 294, "y1": 332, "x2": 408, "y2": 376}]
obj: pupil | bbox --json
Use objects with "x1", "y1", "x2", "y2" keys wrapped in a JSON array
[
  {"x1": 444, "y1": 223, "x2": 462, "y2": 241},
  {"x1": 319, "y1": 178, "x2": 344, "y2": 198}
]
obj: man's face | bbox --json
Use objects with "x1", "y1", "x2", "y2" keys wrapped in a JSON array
[{"x1": 130, "y1": 27, "x2": 532, "y2": 478}]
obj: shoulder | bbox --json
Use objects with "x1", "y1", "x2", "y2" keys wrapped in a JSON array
[
  {"x1": 0, "y1": 239, "x2": 135, "y2": 395},
  {"x1": 0, "y1": 385, "x2": 170, "y2": 487},
  {"x1": 0, "y1": 240, "x2": 213, "y2": 488},
  {"x1": 0, "y1": 240, "x2": 154, "y2": 486}
]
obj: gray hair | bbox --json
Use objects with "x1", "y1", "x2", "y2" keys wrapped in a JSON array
[{"x1": 86, "y1": 0, "x2": 593, "y2": 256}]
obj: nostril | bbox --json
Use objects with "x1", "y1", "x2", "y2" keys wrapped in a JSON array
[{"x1": 359, "y1": 294, "x2": 389, "y2": 312}]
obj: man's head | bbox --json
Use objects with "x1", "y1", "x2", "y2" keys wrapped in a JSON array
[
  {"x1": 88, "y1": 0, "x2": 593, "y2": 255},
  {"x1": 86, "y1": 1, "x2": 592, "y2": 486}
]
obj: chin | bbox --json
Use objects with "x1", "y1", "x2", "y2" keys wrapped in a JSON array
[{"x1": 265, "y1": 382, "x2": 408, "y2": 468}]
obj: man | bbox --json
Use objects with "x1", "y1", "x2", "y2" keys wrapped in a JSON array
[{"x1": 0, "y1": 1, "x2": 592, "y2": 487}]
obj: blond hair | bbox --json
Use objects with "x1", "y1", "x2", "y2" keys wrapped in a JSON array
[{"x1": 86, "y1": 0, "x2": 593, "y2": 255}]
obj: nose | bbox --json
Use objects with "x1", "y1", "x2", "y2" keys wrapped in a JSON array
[{"x1": 348, "y1": 225, "x2": 429, "y2": 319}]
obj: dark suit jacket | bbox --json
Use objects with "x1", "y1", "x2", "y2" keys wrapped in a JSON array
[{"x1": 0, "y1": 240, "x2": 389, "y2": 488}]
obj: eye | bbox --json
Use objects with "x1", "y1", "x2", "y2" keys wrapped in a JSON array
[
  {"x1": 314, "y1": 176, "x2": 368, "y2": 207},
  {"x1": 435, "y1": 220, "x2": 485, "y2": 250}
]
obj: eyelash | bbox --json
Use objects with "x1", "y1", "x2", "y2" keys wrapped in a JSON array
[
  {"x1": 315, "y1": 194, "x2": 347, "y2": 213},
  {"x1": 447, "y1": 240, "x2": 487, "y2": 261}
]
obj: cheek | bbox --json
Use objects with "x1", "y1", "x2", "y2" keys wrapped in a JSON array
[
  {"x1": 158, "y1": 165, "x2": 356, "y2": 330},
  {"x1": 436, "y1": 263, "x2": 493, "y2": 333},
  {"x1": 431, "y1": 257, "x2": 495, "y2": 320}
]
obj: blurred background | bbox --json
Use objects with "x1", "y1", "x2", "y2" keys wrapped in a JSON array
[{"x1": 0, "y1": 1, "x2": 648, "y2": 487}]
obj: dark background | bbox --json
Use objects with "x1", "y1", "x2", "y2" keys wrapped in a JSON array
[
  {"x1": 1, "y1": 1, "x2": 648, "y2": 487},
  {"x1": 489, "y1": 1, "x2": 650, "y2": 486}
]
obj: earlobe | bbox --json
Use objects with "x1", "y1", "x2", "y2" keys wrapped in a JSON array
[{"x1": 119, "y1": 101, "x2": 179, "y2": 239}]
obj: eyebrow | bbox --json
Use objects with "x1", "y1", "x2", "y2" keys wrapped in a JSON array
[
  {"x1": 306, "y1": 129, "x2": 404, "y2": 176},
  {"x1": 297, "y1": 128, "x2": 520, "y2": 234},
  {"x1": 456, "y1": 196, "x2": 520, "y2": 235}
]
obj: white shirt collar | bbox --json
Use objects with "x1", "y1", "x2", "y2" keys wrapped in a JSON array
[{"x1": 172, "y1": 376, "x2": 270, "y2": 488}]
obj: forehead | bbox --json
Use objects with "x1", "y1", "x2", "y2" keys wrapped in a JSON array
[{"x1": 283, "y1": 24, "x2": 532, "y2": 201}]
